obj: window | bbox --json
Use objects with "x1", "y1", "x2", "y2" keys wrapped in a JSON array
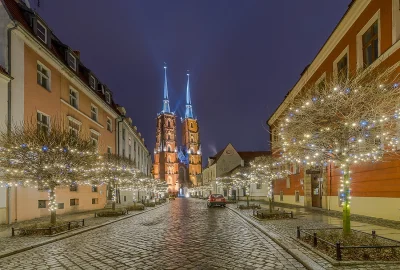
[
  {"x1": 38, "y1": 200, "x2": 47, "y2": 209},
  {"x1": 107, "y1": 118, "x2": 112, "y2": 132},
  {"x1": 92, "y1": 198, "x2": 98, "y2": 204},
  {"x1": 336, "y1": 54, "x2": 348, "y2": 80},
  {"x1": 105, "y1": 92, "x2": 111, "y2": 104},
  {"x1": 129, "y1": 145, "x2": 132, "y2": 160},
  {"x1": 167, "y1": 121, "x2": 170, "y2": 127},
  {"x1": 190, "y1": 123, "x2": 193, "y2": 128},
  {"x1": 292, "y1": 162, "x2": 300, "y2": 174},
  {"x1": 295, "y1": 191, "x2": 300, "y2": 203},
  {"x1": 37, "y1": 111, "x2": 50, "y2": 134},
  {"x1": 122, "y1": 128, "x2": 126, "y2": 140},
  {"x1": 70, "y1": 199, "x2": 79, "y2": 206},
  {"x1": 256, "y1": 183, "x2": 262, "y2": 189},
  {"x1": 89, "y1": 75, "x2": 96, "y2": 90},
  {"x1": 69, "y1": 88, "x2": 79, "y2": 109},
  {"x1": 37, "y1": 62, "x2": 50, "y2": 90},
  {"x1": 68, "y1": 53, "x2": 77, "y2": 71},
  {"x1": 92, "y1": 185, "x2": 98, "y2": 192},
  {"x1": 36, "y1": 20, "x2": 47, "y2": 43},
  {"x1": 70, "y1": 182, "x2": 78, "y2": 192},
  {"x1": 122, "y1": 148, "x2": 125, "y2": 157},
  {"x1": 286, "y1": 177, "x2": 291, "y2": 189},
  {"x1": 272, "y1": 129, "x2": 279, "y2": 143},
  {"x1": 107, "y1": 146, "x2": 112, "y2": 154},
  {"x1": 91, "y1": 104, "x2": 98, "y2": 122},
  {"x1": 68, "y1": 119, "x2": 81, "y2": 137},
  {"x1": 362, "y1": 21, "x2": 379, "y2": 67},
  {"x1": 57, "y1": 203, "x2": 64, "y2": 209},
  {"x1": 124, "y1": 196, "x2": 127, "y2": 202},
  {"x1": 90, "y1": 130, "x2": 99, "y2": 147}
]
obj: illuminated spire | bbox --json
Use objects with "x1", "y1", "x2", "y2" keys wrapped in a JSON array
[
  {"x1": 162, "y1": 63, "x2": 170, "y2": 113},
  {"x1": 185, "y1": 71, "x2": 194, "y2": 119}
]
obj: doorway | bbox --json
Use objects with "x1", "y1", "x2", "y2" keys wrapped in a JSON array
[{"x1": 311, "y1": 174, "x2": 322, "y2": 208}]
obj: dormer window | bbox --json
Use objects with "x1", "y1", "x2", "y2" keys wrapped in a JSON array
[
  {"x1": 68, "y1": 53, "x2": 76, "y2": 71},
  {"x1": 89, "y1": 75, "x2": 96, "y2": 90},
  {"x1": 36, "y1": 20, "x2": 47, "y2": 43},
  {"x1": 105, "y1": 92, "x2": 111, "y2": 104}
]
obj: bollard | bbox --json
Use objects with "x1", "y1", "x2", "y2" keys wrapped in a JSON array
[
  {"x1": 336, "y1": 242, "x2": 342, "y2": 261},
  {"x1": 12, "y1": 227, "x2": 15, "y2": 237},
  {"x1": 313, "y1": 232, "x2": 317, "y2": 247},
  {"x1": 296, "y1": 226, "x2": 300, "y2": 239},
  {"x1": 82, "y1": 219, "x2": 85, "y2": 226},
  {"x1": 372, "y1": 230, "x2": 376, "y2": 238},
  {"x1": 49, "y1": 226, "x2": 52, "y2": 235},
  {"x1": 94, "y1": 212, "x2": 97, "y2": 218},
  {"x1": 68, "y1": 222, "x2": 71, "y2": 230},
  {"x1": 290, "y1": 211, "x2": 293, "y2": 219}
]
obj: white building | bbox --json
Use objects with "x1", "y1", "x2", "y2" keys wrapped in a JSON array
[
  {"x1": 202, "y1": 143, "x2": 270, "y2": 200},
  {"x1": 116, "y1": 106, "x2": 153, "y2": 204}
]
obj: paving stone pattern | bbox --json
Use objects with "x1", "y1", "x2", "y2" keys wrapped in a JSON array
[
  {"x1": 233, "y1": 206, "x2": 400, "y2": 270},
  {"x1": 0, "y1": 199, "x2": 306, "y2": 269}
]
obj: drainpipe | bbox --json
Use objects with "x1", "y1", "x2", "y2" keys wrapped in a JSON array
[
  {"x1": 115, "y1": 115, "x2": 125, "y2": 204},
  {"x1": 7, "y1": 23, "x2": 18, "y2": 224}
]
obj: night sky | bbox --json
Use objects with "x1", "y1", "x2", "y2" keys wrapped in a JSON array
[{"x1": 34, "y1": 0, "x2": 350, "y2": 165}]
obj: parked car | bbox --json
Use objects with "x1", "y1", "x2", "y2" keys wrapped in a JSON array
[
  {"x1": 169, "y1": 195, "x2": 176, "y2": 200},
  {"x1": 207, "y1": 194, "x2": 226, "y2": 208}
]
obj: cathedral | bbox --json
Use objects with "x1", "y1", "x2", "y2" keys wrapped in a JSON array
[{"x1": 153, "y1": 65, "x2": 202, "y2": 195}]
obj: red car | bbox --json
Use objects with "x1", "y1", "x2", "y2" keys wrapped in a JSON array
[{"x1": 207, "y1": 194, "x2": 226, "y2": 208}]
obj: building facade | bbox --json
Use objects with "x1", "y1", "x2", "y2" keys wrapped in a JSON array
[
  {"x1": 268, "y1": 0, "x2": 400, "y2": 221},
  {"x1": 153, "y1": 68, "x2": 202, "y2": 195},
  {"x1": 0, "y1": 0, "x2": 151, "y2": 224},
  {"x1": 202, "y1": 143, "x2": 269, "y2": 199}
]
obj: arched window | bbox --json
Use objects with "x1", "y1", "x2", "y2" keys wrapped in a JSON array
[
  {"x1": 168, "y1": 134, "x2": 171, "y2": 140},
  {"x1": 167, "y1": 121, "x2": 170, "y2": 128},
  {"x1": 167, "y1": 145, "x2": 171, "y2": 152},
  {"x1": 190, "y1": 123, "x2": 193, "y2": 128},
  {"x1": 190, "y1": 135, "x2": 194, "y2": 143}
]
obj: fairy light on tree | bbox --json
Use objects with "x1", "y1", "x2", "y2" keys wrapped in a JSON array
[
  {"x1": 0, "y1": 119, "x2": 98, "y2": 225},
  {"x1": 86, "y1": 154, "x2": 138, "y2": 210},
  {"x1": 273, "y1": 65, "x2": 400, "y2": 234},
  {"x1": 250, "y1": 156, "x2": 290, "y2": 213}
]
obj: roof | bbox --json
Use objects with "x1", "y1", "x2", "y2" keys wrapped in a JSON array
[
  {"x1": 0, "y1": 65, "x2": 10, "y2": 77},
  {"x1": 238, "y1": 151, "x2": 271, "y2": 163},
  {"x1": 1, "y1": 0, "x2": 120, "y2": 114}
]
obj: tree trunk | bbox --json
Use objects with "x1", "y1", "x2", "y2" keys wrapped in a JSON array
[
  {"x1": 269, "y1": 197, "x2": 273, "y2": 213},
  {"x1": 342, "y1": 163, "x2": 351, "y2": 235},
  {"x1": 49, "y1": 188, "x2": 56, "y2": 225}
]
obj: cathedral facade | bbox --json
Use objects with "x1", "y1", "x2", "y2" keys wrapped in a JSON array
[{"x1": 153, "y1": 66, "x2": 202, "y2": 195}]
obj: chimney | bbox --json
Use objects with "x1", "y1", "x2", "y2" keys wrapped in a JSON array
[{"x1": 73, "y1": 50, "x2": 80, "y2": 59}]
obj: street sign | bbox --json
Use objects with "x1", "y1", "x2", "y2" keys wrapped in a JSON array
[{"x1": 306, "y1": 169, "x2": 320, "y2": 174}]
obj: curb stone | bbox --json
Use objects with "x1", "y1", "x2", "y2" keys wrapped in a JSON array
[
  {"x1": 227, "y1": 206, "x2": 325, "y2": 270},
  {"x1": 0, "y1": 203, "x2": 168, "y2": 260}
]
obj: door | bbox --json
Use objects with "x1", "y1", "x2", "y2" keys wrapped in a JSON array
[{"x1": 311, "y1": 174, "x2": 322, "y2": 208}]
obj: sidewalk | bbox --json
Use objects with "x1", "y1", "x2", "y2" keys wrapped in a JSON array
[
  {"x1": 0, "y1": 204, "x2": 165, "y2": 259},
  {"x1": 231, "y1": 201, "x2": 400, "y2": 269},
  {"x1": 236, "y1": 200, "x2": 400, "y2": 242}
]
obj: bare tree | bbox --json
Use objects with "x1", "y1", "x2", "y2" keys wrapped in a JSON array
[
  {"x1": 0, "y1": 119, "x2": 97, "y2": 224},
  {"x1": 273, "y1": 65, "x2": 400, "y2": 234}
]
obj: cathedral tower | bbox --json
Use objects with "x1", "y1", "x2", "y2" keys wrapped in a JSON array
[
  {"x1": 181, "y1": 72, "x2": 202, "y2": 186},
  {"x1": 153, "y1": 65, "x2": 179, "y2": 194}
]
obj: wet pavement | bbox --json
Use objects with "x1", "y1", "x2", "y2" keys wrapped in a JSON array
[{"x1": 0, "y1": 199, "x2": 305, "y2": 270}]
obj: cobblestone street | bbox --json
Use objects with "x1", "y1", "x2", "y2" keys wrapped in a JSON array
[{"x1": 0, "y1": 199, "x2": 305, "y2": 270}]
